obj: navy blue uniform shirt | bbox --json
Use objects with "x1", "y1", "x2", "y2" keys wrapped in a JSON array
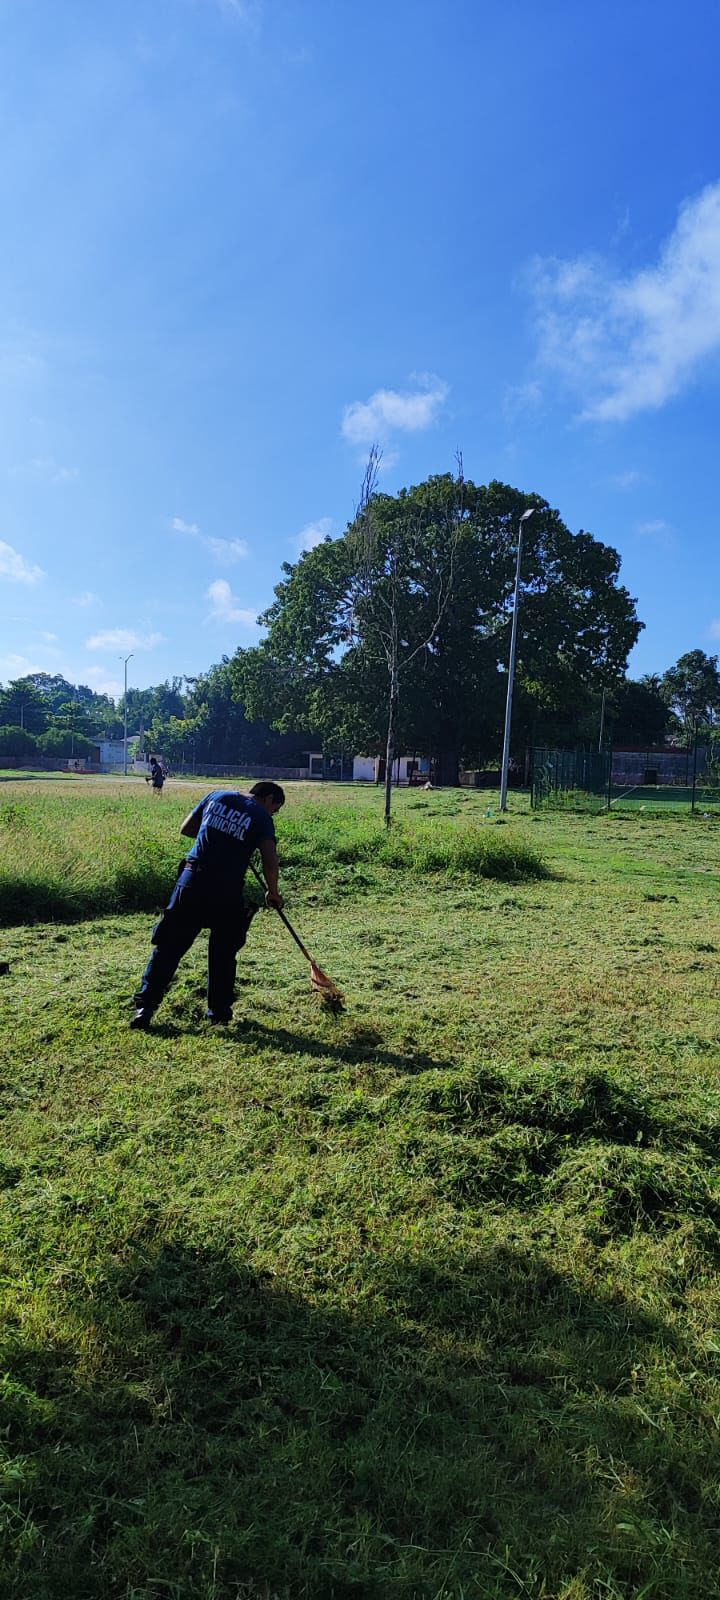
[{"x1": 185, "y1": 791, "x2": 275, "y2": 889}]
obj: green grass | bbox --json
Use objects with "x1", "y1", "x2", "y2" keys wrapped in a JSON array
[
  {"x1": 2, "y1": 777, "x2": 720, "y2": 1598},
  {"x1": 0, "y1": 779, "x2": 545, "y2": 924},
  {"x1": 539, "y1": 783, "x2": 720, "y2": 815}
]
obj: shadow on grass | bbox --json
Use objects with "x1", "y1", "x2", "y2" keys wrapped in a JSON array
[
  {"x1": 0, "y1": 879, "x2": 173, "y2": 928},
  {"x1": 149, "y1": 1015, "x2": 456, "y2": 1077},
  {"x1": 0, "y1": 1238, "x2": 713, "y2": 1600}
]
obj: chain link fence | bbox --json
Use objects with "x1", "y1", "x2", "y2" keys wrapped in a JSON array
[{"x1": 531, "y1": 739, "x2": 720, "y2": 813}]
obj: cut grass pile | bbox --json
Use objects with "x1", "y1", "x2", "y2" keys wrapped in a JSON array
[
  {"x1": 0, "y1": 779, "x2": 545, "y2": 924},
  {"x1": 2, "y1": 776, "x2": 720, "y2": 1598}
]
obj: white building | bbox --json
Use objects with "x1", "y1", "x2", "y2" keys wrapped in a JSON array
[
  {"x1": 302, "y1": 751, "x2": 435, "y2": 783},
  {"x1": 94, "y1": 737, "x2": 145, "y2": 773},
  {"x1": 352, "y1": 754, "x2": 431, "y2": 784}
]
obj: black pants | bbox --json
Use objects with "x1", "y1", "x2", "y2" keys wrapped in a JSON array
[{"x1": 135, "y1": 867, "x2": 257, "y2": 1017}]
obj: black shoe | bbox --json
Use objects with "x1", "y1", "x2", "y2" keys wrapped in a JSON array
[
  {"x1": 207, "y1": 1010, "x2": 232, "y2": 1025},
  {"x1": 130, "y1": 1007, "x2": 154, "y2": 1030}
]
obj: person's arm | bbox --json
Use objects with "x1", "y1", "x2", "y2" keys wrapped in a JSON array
[
  {"x1": 180, "y1": 798, "x2": 206, "y2": 838},
  {"x1": 259, "y1": 836, "x2": 283, "y2": 908}
]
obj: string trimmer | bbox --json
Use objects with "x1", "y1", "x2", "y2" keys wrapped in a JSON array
[{"x1": 248, "y1": 859, "x2": 345, "y2": 1011}]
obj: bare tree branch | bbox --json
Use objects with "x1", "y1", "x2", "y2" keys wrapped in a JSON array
[{"x1": 348, "y1": 448, "x2": 463, "y2": 823}]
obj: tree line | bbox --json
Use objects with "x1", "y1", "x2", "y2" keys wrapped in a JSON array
[
  {"x1": 2, "y1": 473, "x2": 719, "y2": 773},
  {"x1": 0, "y1": 667, "x2": 307, "y2": 766}
]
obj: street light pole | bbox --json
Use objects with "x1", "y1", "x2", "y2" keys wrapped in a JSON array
[
  {"x1": 499, "y1": 508, "x2": 535, "y2": 813},
  {"x1": 598, "y1": 687, "x2": 606, "y2": 753},
  {"x1": 120, "y1": 654, "x2": 134, "y2": 777}
]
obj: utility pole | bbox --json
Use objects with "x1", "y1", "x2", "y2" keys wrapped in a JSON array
[
  {"x1": 120, "y1": 654, "x2": 134, "y2": 777},
  {"x1": 499, "y1": 508, "x2": 535, "y2": 812}
]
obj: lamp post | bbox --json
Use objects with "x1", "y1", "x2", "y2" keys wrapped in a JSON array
[
  {"x1": 499, "y1": 508, "x2": 535, "y2": 813},
  {"x1": 598, "y1": 687, "x2": 606, "y2": 753},
  {"x1": 120, "y1": 653, "x2": 134, "y2": 777}
]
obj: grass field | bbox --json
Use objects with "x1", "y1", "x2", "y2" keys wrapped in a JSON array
[{"x1": 2, "y1": 775, "x2": 720, "y2": 1599}]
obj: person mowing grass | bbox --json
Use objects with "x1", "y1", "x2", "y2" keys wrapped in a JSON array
[
  {"x1": 130, "y1": 780, "x2": 285, "y2": 1030},
  {"x1": 148, "y1": 755, "x2": 165, "y2": 796}
]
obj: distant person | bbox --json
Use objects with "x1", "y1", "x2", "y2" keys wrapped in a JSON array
[
  {"x1": 130, "y1": 780, "x2": 285, "y2": 1029},
  {"x1": 148, "y1": 755, "x2": 165, "y2": 796}
]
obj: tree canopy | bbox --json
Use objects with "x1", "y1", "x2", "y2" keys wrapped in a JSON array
[
  {"x1": 660, "y1": 651, "x2": 720, "y2": 732},
  {"x1": 140, "y1": 660, "x2": 308, "y2": 767},
  {"x1": 235, "y1": 475, "x2": 642, "y2": 779},
  {"x1": 0, "y1": 725, "x2": 38, "y2": 757},
  {"x1": 609, "y1": 677, "x2": 673, "y2": 747},
  {"x1": 0, "y1": 675, "x2": 121, "y2": 738},
  {"x1": 0, "y1": 666, "x2": 304, "y2": 769}
]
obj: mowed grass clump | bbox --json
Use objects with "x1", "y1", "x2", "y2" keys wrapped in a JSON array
[{"x1": 0, "y1": 781, "x2": 546, "y2": 924}]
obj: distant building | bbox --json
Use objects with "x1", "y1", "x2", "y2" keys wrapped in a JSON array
[
  {"x1": 352, "y1": 754, "x2": 431, "y2": 784},
  {"x1": 611, "y1": 746, "x2": 704, "y2": 786},
  {"x1": 305, "y1": 751, "x2": 431, "y2": 783},
  {"x1": 93, "y1": 736, "x2": 145, "y2": 773}
]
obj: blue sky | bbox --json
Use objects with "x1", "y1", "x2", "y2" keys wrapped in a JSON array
[{"x1": 2, "y1": 0, "x2": 720, "y2": 699}]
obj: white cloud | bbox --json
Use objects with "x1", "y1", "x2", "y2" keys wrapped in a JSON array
[
  {"x1": 207, "y1": 0, "x2": 260, "y2": 19},
  {"x1": 635, "y1": 519, "x2": 673, "y2": 547},
  {"x1": 293, "y1": 517, "x2": 334, "y2": 555},
  {"x1": 636, "y1": 519, "x2": 670, "y2": 536},
  {"x1": 0, "y1": 339, "x2": 45, "y2": 384},
  {"x1": 28, "y1": 457, "x2": 79, "y2": 484},
  {"x1": 205, "y1": 579, "x2": 259, "y2": 626},
  {"x1": 341, "y1": 374, "x2": 449, "y2": 449},
  {"x1": 86, "y1": 629, "x2": 165, "y2": 652},
  {"x1": 526, "y1": 182, "x2": 720, "y2": 422},
  {"x1": 207, "y1": 537, "x2": 249, "y2": 563},
  {"x1": 192, "y1": 0, "x2": 263, "y2": 33},
  {"x1": 611, "y1": 469, "x2": 645, "y2": 488},
  {"x1": 83, "y1": 666, "x2": 124, "y2": 698},
  {"x1": 0, "y1": 652, "x2": 43, "y2": 679},
  {"x1": 73, "y1": 590, "x2": 99, "y2": 608},
  {"x1": 171, "y1": 516, "x2": 250, "y2": 563},
  {"x1": 503, "y1": 378, "x2": 544, "y2": 419},
  {"x1": 0, "y1": 540, "x2": 44, "y2": 583},
  {"x1": 40, "y1": 631, "x2": 58, "y2": 644}
]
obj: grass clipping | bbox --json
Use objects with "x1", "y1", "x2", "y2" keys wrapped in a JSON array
[{"x1": 309, "y1": 959, "x2": 345, "y2": 1012}]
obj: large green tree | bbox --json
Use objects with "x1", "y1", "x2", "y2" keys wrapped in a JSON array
[
  {"x1": 0, "y1": 674, "x2": 120, "y2": 738},
  {"x1": 0, "y1": 679, "x2": 49, "y2": 735},
  {"x1": 608, "y1": 676, "x2": 672, "y2": 746},
  {"x1": 0, "y1": 725, "x2": 38, "y2": 757},
  {"x1": 121, "y1": 679, "x2": 186, "y2": 734},
  {"x1": 147, "y1": 659, "x2": 308, "y2": 768},
  {"x1": 660, "y1": 651, "x2": 720, "y2": 733},
  {"x1": 237, "y1": 476, "x2": 641, "y2": 784},
  {"x1": 36, "y1": 729, "x2": 96, "y2": 758}
]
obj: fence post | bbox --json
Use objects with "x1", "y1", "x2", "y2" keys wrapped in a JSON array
[
  {"x1": 606, "y1": 746, "x2": 613, "y2": 811},
  {"x1": 691, "y1": 718, "x2": 699, "y2": 812}
]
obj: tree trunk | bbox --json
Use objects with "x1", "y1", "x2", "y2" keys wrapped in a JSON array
[
  {"x1": 384, "y1": 668, "x2": 399, "y2": 826},
  {"x1": 434, "y1": 746, "x2": 460, "y2": 787}
]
